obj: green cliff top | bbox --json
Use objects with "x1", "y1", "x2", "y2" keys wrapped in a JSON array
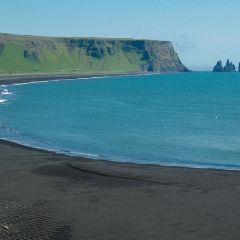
[{"x1": 0, "y1": 33, "x2": 188, "y2": 74}]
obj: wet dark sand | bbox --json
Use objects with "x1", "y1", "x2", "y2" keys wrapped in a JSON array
[
  {"x1": 0, "y1": 72, "x2": 141, "y2": 85},
  {"x1": 1, "y1": 139, "x2": 240, "y2": 239}
]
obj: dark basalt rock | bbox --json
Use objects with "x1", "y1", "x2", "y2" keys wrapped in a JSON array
[
  {"x1": 213, "y1": 59, "x2": 236, "y2": 72},
  {"x1": 141, "y1": 51, "x2": 150, "y2": 61},
  {"x1": 107, "y1": 47, "x2": 113, "y2": 55},
  {"x1": 0, "y1": 43, "x2": 4, "y2": 55},
  {"x1": 23, "y1": 49, "x2": 39, "y2": 61},
  {"x1": 26, "y1": 41, "x2": 40, "y2": 49},
  {"x1": 238, "y1": 62, "x2": 240, "y2": 72},
  {"x1": 224, "y1": 59, "x2": 235, "y2": 72},
  {"x1": 86, "y1": 46, "x2": 105, "y2": 59},
  {"x1": 121, "y1": 40, "x2": 145, "y2": 52},
  {"x1": 213, "y1": 60, "x2": 224, "y2": 72}
]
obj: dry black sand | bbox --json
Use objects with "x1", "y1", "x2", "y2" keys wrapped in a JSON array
[{"x1": 0, "y1": 139, "x2": 240, "y2": 240}]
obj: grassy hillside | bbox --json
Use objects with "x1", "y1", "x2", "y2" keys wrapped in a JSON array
[{"x1": 0, "y1": 33, "x2": 188, "y2": 74}]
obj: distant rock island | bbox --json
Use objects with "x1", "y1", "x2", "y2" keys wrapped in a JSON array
[
  {"x1": 213, "y1": 59, "x2": 240, "y2": 72},
  {"x1": 0, "y1": 33, "x2": 189, "y2": 74}
]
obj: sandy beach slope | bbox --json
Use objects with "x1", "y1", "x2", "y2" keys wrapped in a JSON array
[{"x1": 0, "y1": 139, "x2": 240, "y2": 239}]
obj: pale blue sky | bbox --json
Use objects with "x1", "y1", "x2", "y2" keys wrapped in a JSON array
[{"x1": 0, "y1": 0, "x2": 239, "y2": 70}]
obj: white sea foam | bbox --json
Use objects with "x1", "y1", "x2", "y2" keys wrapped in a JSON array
[
  {"x1": 11, "y1": 82, "x2": 33, "y2": 86},
  {"x1": 10, "y1": 74, "x2": 135, "y2": 87},
  {"x1": 68, "y1": 151, "x2": 101, "y2": 158},
  {"x1": 9, "y1": 72, "x2": 163, "y2": 87},
  {"x1": 77, "y1": 77, "x2": 90, "y2": 80},
  {"x1": 1, "y1": 89, "x2": 12, "y2": 95},
  {"x1": 0, "y1": 99, "x2": 6, "y2": 103},
  {"x1": 12, "y1": 80, "x2": 49, "y2": 86}
]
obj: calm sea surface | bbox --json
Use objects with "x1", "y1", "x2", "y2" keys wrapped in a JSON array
[{"x1": 1, "y1": 72, "x2": 240, "y2": 169}]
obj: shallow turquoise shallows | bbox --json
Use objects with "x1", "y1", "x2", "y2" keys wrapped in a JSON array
[{"x1": 1, "y1": 72, "x2": 240, "y2": 170}]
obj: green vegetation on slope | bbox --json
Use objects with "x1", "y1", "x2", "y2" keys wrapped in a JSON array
[{"x1": 0, "y1": 33, "x2": 188, "y2": 74}]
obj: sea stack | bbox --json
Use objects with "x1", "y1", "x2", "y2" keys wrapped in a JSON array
[
  {"x1": 213, "y1": 60, "x2": 224, "y2": 72},
  {"x1": 213, "y1": 59, "x2": 236, "y2": 72},
  {"x1": 224, "y1": 59, "x2": 235, "y2": 72}
]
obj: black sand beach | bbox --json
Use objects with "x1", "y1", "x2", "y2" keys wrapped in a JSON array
[
  {"x1": 1, "y1": 139, "x2": 240, "y2": 240},
  {"x1": 0, "y1": 72, "x2": 141, "y2": 85}
]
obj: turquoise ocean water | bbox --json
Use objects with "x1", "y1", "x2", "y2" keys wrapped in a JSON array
[{"x1": 0, "y1": 72, "x2": 240, "y2": 170}]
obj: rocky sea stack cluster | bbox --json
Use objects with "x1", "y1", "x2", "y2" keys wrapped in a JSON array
[{"x1": 213, "y1": 59, "x2": 240, "y2": 72}]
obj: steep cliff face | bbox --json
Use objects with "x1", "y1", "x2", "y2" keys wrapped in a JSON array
[{"x1": 0, "y1": 33, "x2": 189, "y2": 74}]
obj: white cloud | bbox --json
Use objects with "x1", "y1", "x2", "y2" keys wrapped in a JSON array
[{"x1": 173, "y1": 34, "x2": 196, "y2": 53}]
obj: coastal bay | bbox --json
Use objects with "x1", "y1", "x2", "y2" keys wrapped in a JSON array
[
  {"x1": 0, "y1": 40, "x2": 239, "y2": 240},
  {"x1": 1, "y1": 1, "x2": 240, "y2": 239},
  {"x1": 1, "y1": 72, "x2": 240, "y2": 170}
]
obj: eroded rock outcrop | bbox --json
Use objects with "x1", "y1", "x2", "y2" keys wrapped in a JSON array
[
  {"x1": 224, "y1": 60, "x2": 235, "y2": 72},
  {"x1": 213, "y1": 60, "x2": 224, "y2": 72},
  {"x1": 213, "y1": 59, "x2": 236, "y2": 72}
]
